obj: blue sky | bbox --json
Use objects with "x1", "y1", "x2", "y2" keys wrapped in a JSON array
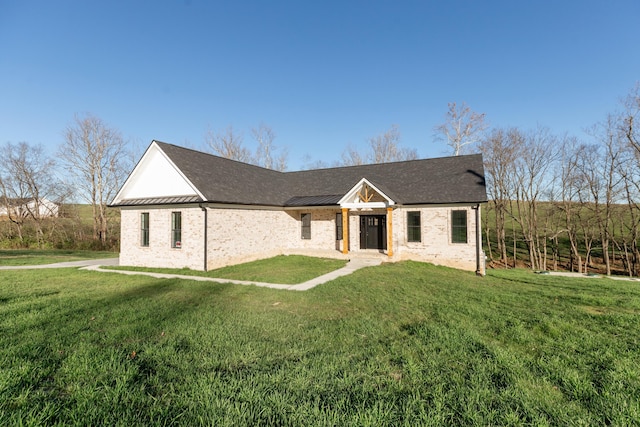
[{"x1": 1, "y1": 0, "x2": 639, "y2": 170}]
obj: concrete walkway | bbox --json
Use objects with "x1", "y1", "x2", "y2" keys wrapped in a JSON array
[
  {"x1": 1, "y1": 256, "x2": 383, "y2": 291},
  {"x1": 82, "y1": 257, "x2": 383, "y2": 291}
]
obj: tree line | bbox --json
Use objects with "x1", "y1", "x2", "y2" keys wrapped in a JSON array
[
  {"x1": 0, "y1": 115, "x2": 419, "y2": 250},
  {"x1": 479, "y1": 85, "x2": 640, "y2": 276},
  {"x1": 0, "y1": 115, "x2": 130, "y2": 250},
  {"x1": 1, "y1": 85, "x2": 638, "y2": 278}
]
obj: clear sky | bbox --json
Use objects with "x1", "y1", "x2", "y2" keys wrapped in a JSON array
[{"x1": 1, "y1": 0, "x2": 639, "y2": 170}]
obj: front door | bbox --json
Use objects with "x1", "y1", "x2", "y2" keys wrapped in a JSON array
[{"x1": 359, "y1": 215, "x2": 387, "y2": 250}]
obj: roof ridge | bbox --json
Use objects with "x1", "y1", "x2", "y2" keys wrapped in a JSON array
[
  {"x1": 154, "y1": 139, "x2": 482, "y2": 175},
  {"x1": 153, "y1": 140, "x2": 285, "y2": 175},
  {"x1": 286, "y1": 153, "x2": 484, "y2": 174}
]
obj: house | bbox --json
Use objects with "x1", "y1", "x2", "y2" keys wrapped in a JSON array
[
  {"x1": 110, "y1": 141, "x2": 488, "y2": 274},
  {"x1": 0, "y1": 197, "x2": 59, "y2": 219}
]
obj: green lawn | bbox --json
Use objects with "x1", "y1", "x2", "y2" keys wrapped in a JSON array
[
  {"x1": 108, "y1": 255, "x2": 348, "y2": 284},
  {"x1": 1, "y1": 261, "x2": 639, "y2": 425},
  {"x1": 0, "y1": 249, "x2": 118, "y2": 266}
]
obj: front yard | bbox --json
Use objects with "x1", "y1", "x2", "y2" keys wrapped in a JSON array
[
  {"x1": 0, "y1": 249, "x2": 117, "y2": 266},
  {"x1": 1, "y1": 258, "x2": 639, "y2": 425}
]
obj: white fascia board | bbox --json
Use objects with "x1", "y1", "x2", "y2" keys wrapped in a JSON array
[{"x1": 337, "y1": 177, "x2": 395, "y2": 207}]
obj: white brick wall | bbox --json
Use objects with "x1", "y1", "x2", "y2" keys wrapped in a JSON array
[
  {"x1": 120, "y1": 206, "x2": 205, "y2": 270},
  {"x1": 120, "y1": 204, "x2": 482, "y2": 273},
  {"x1": 392, "y1": 205, "x2": 480, "y2": 272},
  {"x1": 204, "y1": 207, "x2": 290, "y2": 269}
]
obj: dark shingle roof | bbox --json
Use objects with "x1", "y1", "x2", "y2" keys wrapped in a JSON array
[
  {"x1": 157, "y1": 142, "x2": 288, "y2": 206},
  {"x1": 285, "y1": 154, "x2": 487, "y2": 205},
  {"x1": 118, "y1": 141, "x2": 487, "y2": 207}
]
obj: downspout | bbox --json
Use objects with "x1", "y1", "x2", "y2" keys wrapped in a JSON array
[
  {"x1": 474, "y1": 203, "x2": 484, "y2": 276},
  {"x1": 200, "y1": 204, "x2": 208, "y2": 271}
]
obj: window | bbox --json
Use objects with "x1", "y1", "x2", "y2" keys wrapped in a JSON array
[
  {"x1": 171, "y1": 211, "x2": 182, "y2": 248},
  {"x1": 336, "y1": 212, "x2": 343, "y2": 240},
  {"x1": 301, "y1": 213, "x2": 311, "y2": 239},
  {"x1": 407, "y1": 211, "x2": 421, "y2": 242},
  {"x1": 451, "y1": 210, "x2": 467, "y2": 243},
  {"x1": 141, "y1": 212, "x2": 149, "y2": 247}
]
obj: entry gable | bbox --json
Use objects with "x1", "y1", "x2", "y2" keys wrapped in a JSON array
[
  {"x1": 112, "y1": 141, "x2": 204, "y2": 205},
  {"x1": 338, "y1": 178, "x2": 395, "y2": 209}
]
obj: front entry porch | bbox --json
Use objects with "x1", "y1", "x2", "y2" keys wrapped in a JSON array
[
  {"x1": 339, "y1": 178, "x2": 396, "y2": 258},
  {"x1": 340, "y1": 207, "x2": 394, "y2": 257}
]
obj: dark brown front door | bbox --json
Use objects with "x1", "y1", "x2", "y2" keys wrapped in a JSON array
[{"x1": 359, "y1": 215, "x2": 387, "y2": 250}]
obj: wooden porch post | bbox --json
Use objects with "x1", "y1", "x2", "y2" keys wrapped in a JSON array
[
  {"x1": 386, "y1": 207, "x2": 393, "y2": 257},
  {"x1": 342, "y1": 207, "x2": 349, "y2": 254}
]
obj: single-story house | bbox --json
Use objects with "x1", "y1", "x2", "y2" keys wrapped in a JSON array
[
  {"x1": 0, "y1": 197, "x2": 59, "y2": 219},
  {"x1": 111, "y1": 141, "x2": 488, "y2": 274}
]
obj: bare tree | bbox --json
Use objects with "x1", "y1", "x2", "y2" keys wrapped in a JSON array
[
  {"x1": 205, "y1": 124, "x2": 288, "y2": 171},
  {"x1": 341, "y1": 144, "x2": 366, "y2": 166},
  {"x1": 620, "y1": 84, "x2": 640, "y2": 275},
  {"x1": 435, "y1": 102, "x2": 488, "y2": 156},
  {"x1": 623, "y1": 83, "x2": 640, "y2": 159},
  {"x1": 578, "y1": 116, "x2": 626, "y2": 276},
  {"x1": 479, "y1": 127, "x2": 520, "y2": 266},
  {"x1": 511, "y1": 127, "x2": 560, "y2": 270},
  {"x1": 300, "y1": 154, "x2": 334, "y2": 170},
  {"x1": 369, "y1": 124, "x2": 418, "y2": 163},
  {"x1": 556, "y1": 136, "x2": 585, "y2": 272},
  {"x1": 342, "y1": 125, "x2": 417, "y2": 166},
  {"x1": 251, "y1": 123, "x2": 288, "y2": 171},
  {"x1": 59, "y1": 114, "x2": 130, "y2": 246},
  {"x1": 204, "y1": 125, "x2": 252, "y2": 163},
  {"x1": 0, "y1": 142, "x2": 65, "y2": 246},
  {"x1": 618, "y1": 151, "x2": 640, "y2": 276}
]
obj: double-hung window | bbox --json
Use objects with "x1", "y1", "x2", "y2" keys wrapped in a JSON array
[
  {"x1": 451, "y1": 210, "x2": 468, "y2": 243},
  {"x1": 301, "y1": 213, "x2": 311, "y2": 239},
  {"x1": 171, "y1": 212, "x2": 182, "y2": 248},
  {"x1": 336, "y1": 212, "x2": 343, "y2": 240},
  {"x1": 141, "y1": 212, "x2": 149, "y2": 247},
  {"x1": 407, "y1": 211, "x2": 421, "y2": 242}
]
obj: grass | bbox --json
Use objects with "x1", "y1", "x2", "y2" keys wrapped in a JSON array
[
  {"x1": 0, "y1": 249, "x2": 118, "y2": 266},
  {"x1": 107, "y1": 255, "x2": 348, "y2": 284},
  {"x1": 1, "y1": 260, "x2": 639, "y2": 425}
]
